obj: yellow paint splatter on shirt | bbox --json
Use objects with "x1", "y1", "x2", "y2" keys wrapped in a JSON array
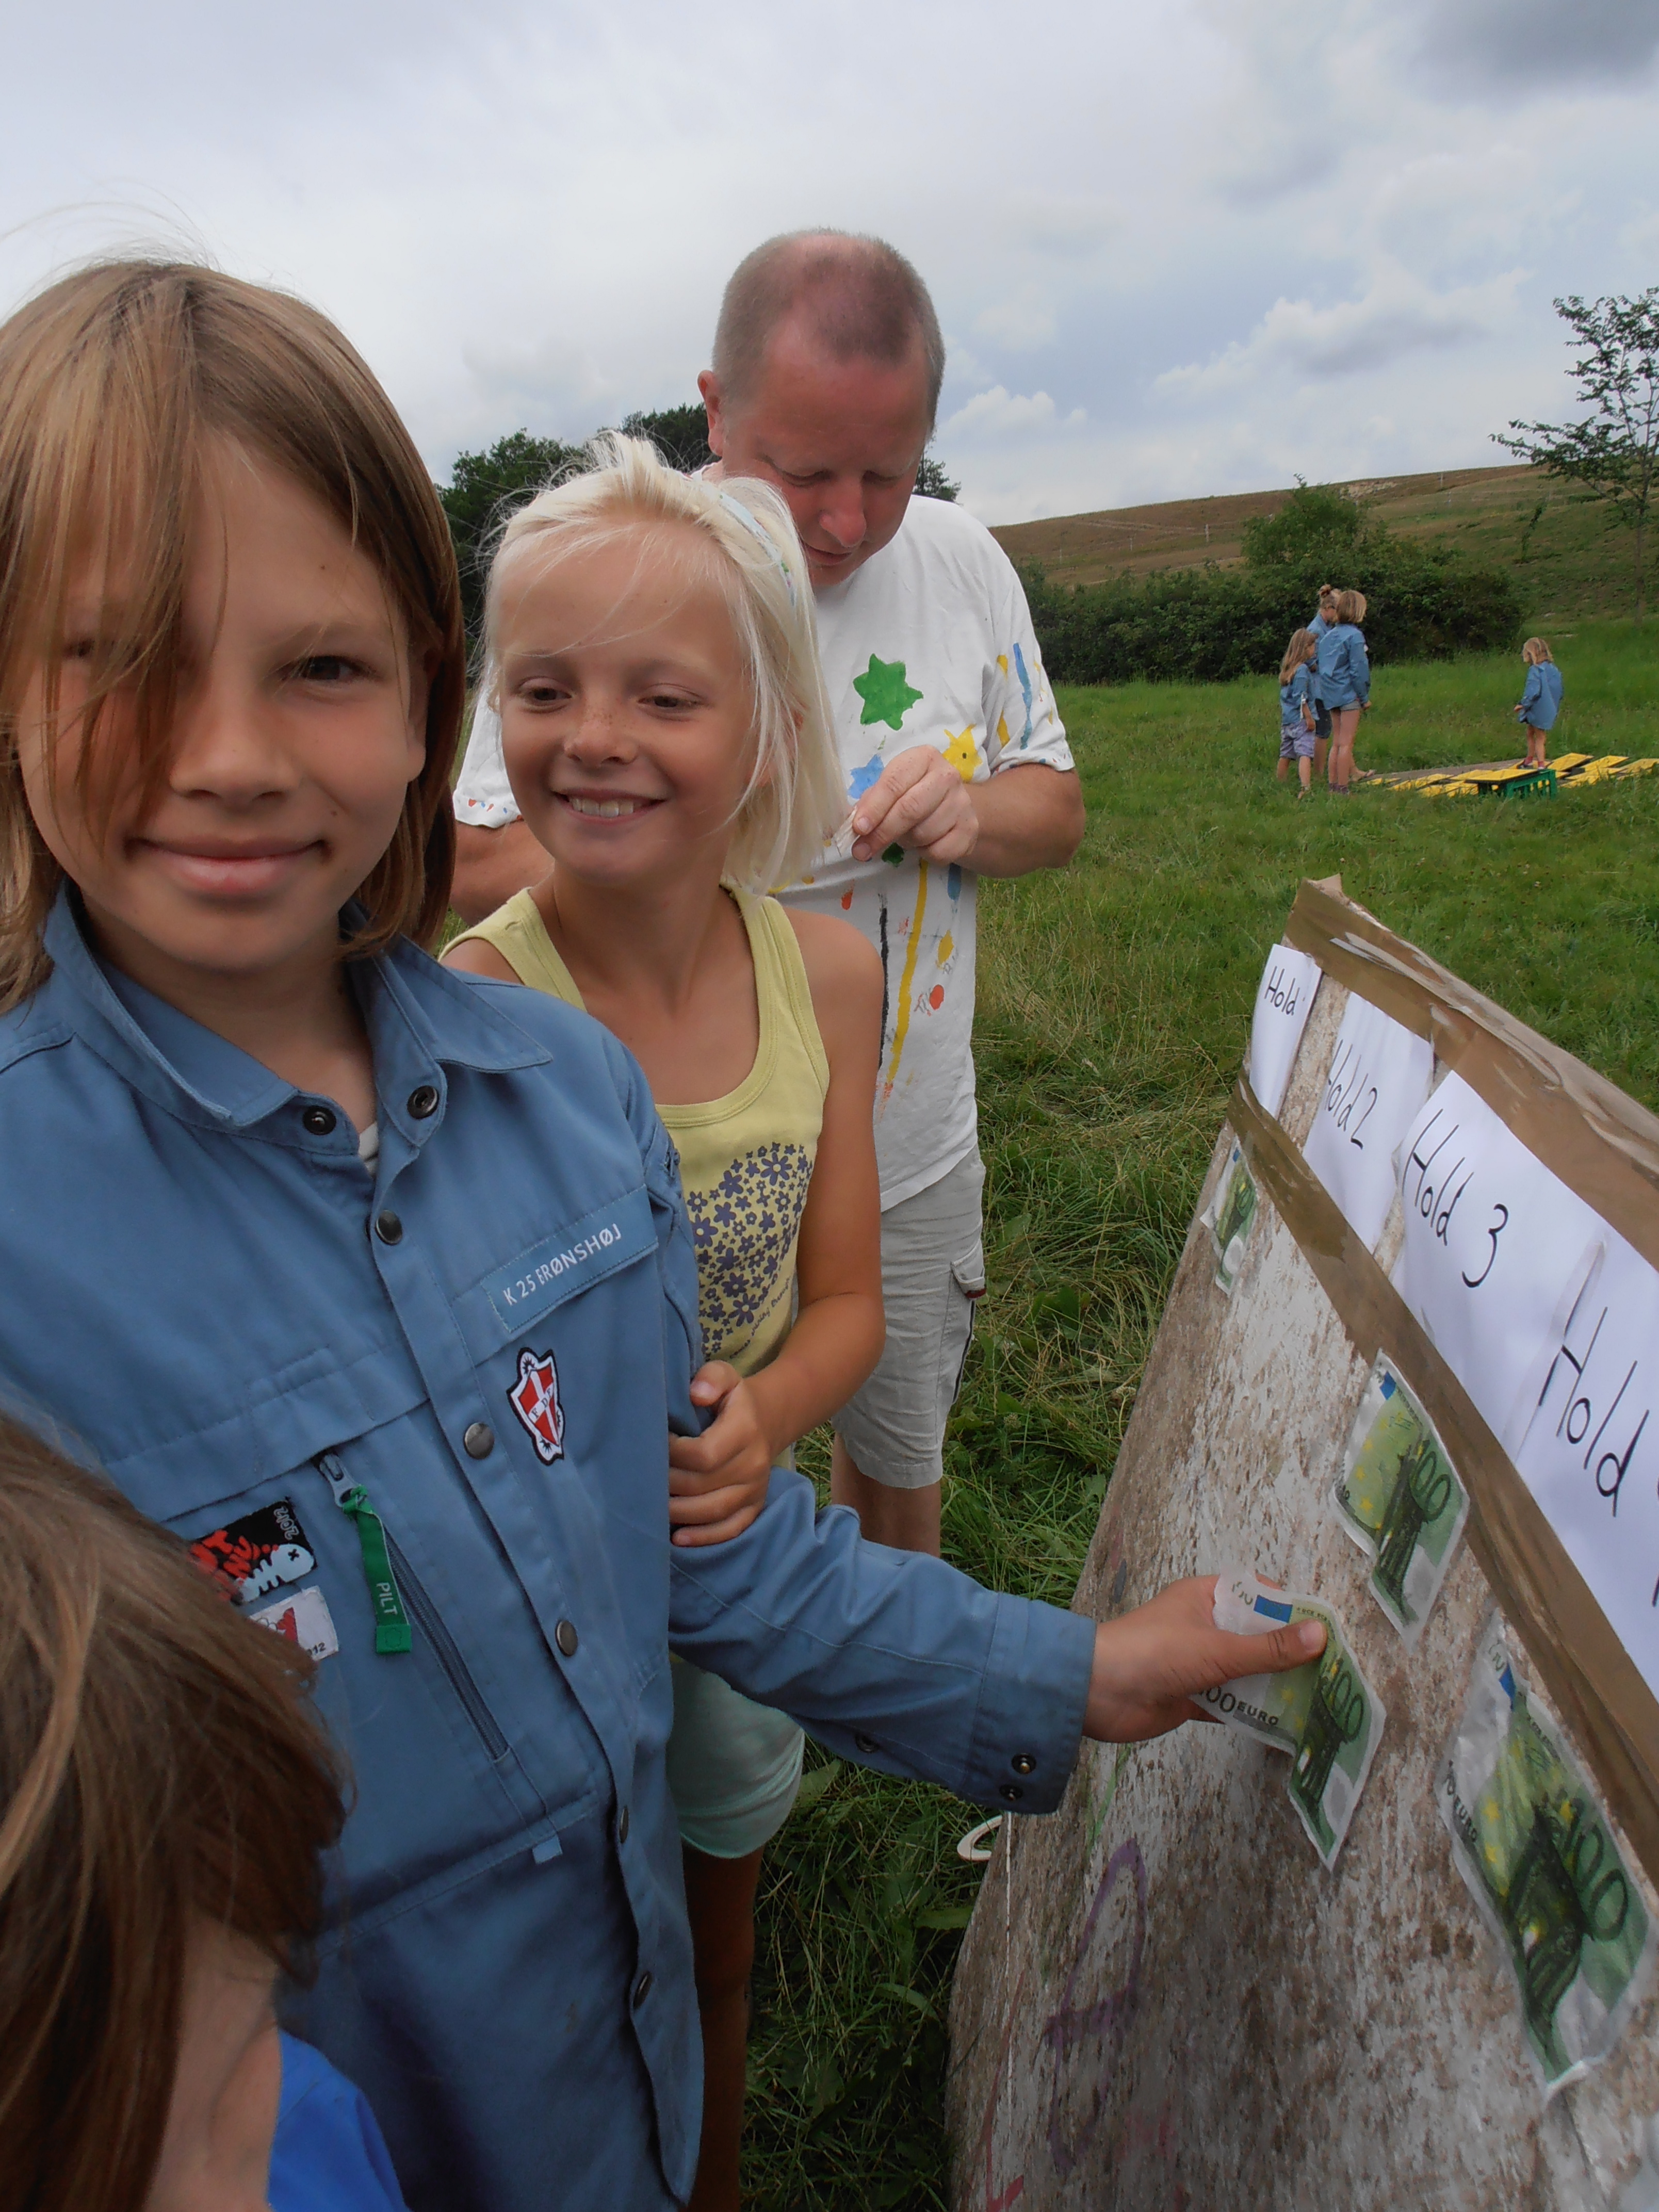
[
  {"x1": 997, "y1": 655, "x2": 1009, "y2": 676},
  {"x1": 943, "y1": 726, "x2": 979, "y2": 782},
  {"x1": 937, "y1": 932, "x2": 954, "y2": 965},
  {"x1": 996, "y1": 714, "x2": 1010, "y2": 751}
]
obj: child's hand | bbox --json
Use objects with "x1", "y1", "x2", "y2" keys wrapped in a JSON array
[
  {"x1": 669, "y1": 1364, "x2": 776, "y2": 1546},
  {"x1": 1082, "y1": 1575, "x2": 1325, "y2": 1743}
]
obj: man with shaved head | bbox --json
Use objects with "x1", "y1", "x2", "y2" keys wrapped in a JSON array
[{"x1": 452, "y1": 232, "x2": 1084, "y2": 1560}]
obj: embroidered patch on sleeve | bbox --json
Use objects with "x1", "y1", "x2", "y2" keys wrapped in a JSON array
[
  {"x1": 510, "y1": 1347, "x2": 566, "y2": 1464},
  {"x1": 249, "y1": 1583, "x2": 340, "y2": 1662},
  {"x1": 189, "y1": 1499, "x2": 317, "y2": 1608}
]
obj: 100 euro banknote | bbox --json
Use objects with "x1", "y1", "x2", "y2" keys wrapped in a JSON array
[
  {"x1": 1437, "y1": 1615, "x2": 1655, "y2": 2094},
  {"x1": 1201, "y1": 1144, "x2": 1259, "y2": 1296},
  {"x1": 1335, "y1": 1355, "x2": 1469, "y2": 1647},
  {"x1": 1202, "y1": 1565, "x2": 1388, "y2": 1870}
]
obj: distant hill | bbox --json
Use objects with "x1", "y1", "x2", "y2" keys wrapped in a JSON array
[{"x1": 988, "y1": 464, "x2": 1636, "y2": 620}]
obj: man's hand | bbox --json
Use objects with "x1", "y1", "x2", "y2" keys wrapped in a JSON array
[
  {"x1": 850, "y1": 745, "x2": 979, "y2": 865},
  {"x1": 669, "y1": 1364, "x2": 774, "y2": 1546},
  {"x1": 1082, "y1": 1576, "x2": 1325, "y2": 1743}
]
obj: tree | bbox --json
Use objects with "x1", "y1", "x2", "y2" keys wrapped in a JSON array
[
  {"x1": 1496, "y1": 291, "x2": 1659, "y2": 618},
  {"x1": 914, "y1": 447, "x2": 959, "y2": 501},
  {"x1": 1239, "y1": 479, "x2": 1363, "y2": 570},
  {"x1": 620, "y1": 403, "x2": 713, "y2": 473},
  {"x1": 438, "y1": 429, "x2": 579, "y2": 641}
]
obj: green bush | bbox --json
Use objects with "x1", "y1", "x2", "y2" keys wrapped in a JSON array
[{"x1": 1022, "y1": 530, "x2": 1523, "y2": 686}]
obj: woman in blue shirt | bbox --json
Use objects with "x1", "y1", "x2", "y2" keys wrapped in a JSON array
[
  {"x1": 0, "y1": 262, "x2": 1321, "y2": 2212},
  {"x1": 1315, "y1": 588, "x2": 1372, "y2": 793},
  {"x1": 1307, "y1": 584, "x2": 1338, "y2": 778},
  {"x1": 1515, "y1": 637, "x2": 1564, "y2": 769}
]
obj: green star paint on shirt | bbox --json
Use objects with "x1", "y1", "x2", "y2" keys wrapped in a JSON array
[{"x1": 853, "y1": 654, "x2": 923, "y2": 730}]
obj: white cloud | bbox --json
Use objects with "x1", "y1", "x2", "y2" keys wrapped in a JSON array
[
  {"x1": 972, "y1": 288, "x2": 1060, "y2": 352},
  {"x1": 943, "y1": 387, "x2": 1087, "y2": 441},
  {"x1": 0, "y1": 0, "x2": 1651, "y2": 526},
  {"x1": 1158, "y1": 263, "x2": 1524, "y2": 393}
]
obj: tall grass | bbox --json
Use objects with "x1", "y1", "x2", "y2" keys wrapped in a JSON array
[{"x1": 741, "y1": 621, "x2": 1659, "y2": 2207}]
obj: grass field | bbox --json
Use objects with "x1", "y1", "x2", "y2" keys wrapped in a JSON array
[
  {"x1": 742, "y1": 616, "x2": 1659, "y2": 2208},
  {"x1": 989, "y1": 463, "x2": 1651, "y2": 622}
]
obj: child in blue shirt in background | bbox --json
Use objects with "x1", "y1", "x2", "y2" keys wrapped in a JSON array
[
  {"x1": 1276, "y1": 628, "x2": 1318, "y2": 794},
  {"x1": 0, "y1": 1412, "x2": 408, "y2": 2212},
  {"x1": 1515, "y1": 636, "x2": 1564, "y2": 769}
]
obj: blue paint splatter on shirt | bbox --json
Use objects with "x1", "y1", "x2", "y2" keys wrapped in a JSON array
[
  {"x1": 848, "y1": 753, "x2": 885, "y2": 802},
  {"x1": 1012, "y1": 643, "x2": 1035, "y2": 747}
]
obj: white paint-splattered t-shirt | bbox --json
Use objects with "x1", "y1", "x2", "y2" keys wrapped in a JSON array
[{"x1": 451, "y1": 492, "x2": 1072, "y2": 1210}]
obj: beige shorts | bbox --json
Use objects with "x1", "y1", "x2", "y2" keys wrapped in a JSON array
[{"x1": 832, "y1": 1150, "x2": 986, "y2": 1491}]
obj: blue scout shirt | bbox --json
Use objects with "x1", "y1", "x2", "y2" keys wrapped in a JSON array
[
  {"x1": 1280, "y1": 664, "x2": 1314, "y2": 729},
  {"x1": 0, "y1": 891, "x2": 1094, "y2": 2212},
  {"x1": 1306, "y1": 612, "x2": 1331, "y2": 703},
  {"x1": 1519, "y1": 660, "x2": 1563, "y2": 729},
  {"x1": 271, "y1": 2035, "x2": 409, "y2": 2211},
  {"x1": 1315, "y1": 621, "x2": 1371, "y2": 708}
]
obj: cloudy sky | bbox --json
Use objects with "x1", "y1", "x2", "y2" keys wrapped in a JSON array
[{"x1": 3, "y1": 0, "x2": 1656, "y2": 522}]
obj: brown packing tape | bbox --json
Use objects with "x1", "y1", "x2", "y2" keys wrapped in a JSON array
[
  {"x1": 1229, "y1": 1071, "x2": 1659, "y2": 1893},
  {"x1": 1283, "y1": 879, "x2": 1659, "y2": 1280}
]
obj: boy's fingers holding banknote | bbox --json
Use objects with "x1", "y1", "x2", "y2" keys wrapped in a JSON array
[{"x1": 1083, "y1": 1576, "x2": 1326, "y2": 1744}]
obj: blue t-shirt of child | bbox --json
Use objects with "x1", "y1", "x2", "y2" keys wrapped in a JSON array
[{"x1": 270, "y1": 2033, "x2": 409, "y2": 2212}]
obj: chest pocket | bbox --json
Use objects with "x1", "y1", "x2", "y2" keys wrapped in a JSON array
[{"x1": 165, "y1": 1405, "x2": 597, "y2": 1925}]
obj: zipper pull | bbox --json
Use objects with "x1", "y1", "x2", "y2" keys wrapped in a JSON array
[{"x1": 315, "y1": 1454, "x2": 412, "y2": 1655}]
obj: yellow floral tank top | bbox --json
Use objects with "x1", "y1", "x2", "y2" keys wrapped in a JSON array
[{"x1": 450, "y1": 888, "x2": 829, "y2": 1378}]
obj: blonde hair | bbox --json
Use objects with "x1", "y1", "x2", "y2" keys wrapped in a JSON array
[
  {"x1": 1316, "y1": 583, "x2": 1337, "y2": 608},
  {"x1": 485, "y1": 434, "x2": 845, "y2": 891},
  {"x1": 0, "y1": 262, "x2": 466, "y2": 1013},
  {"x1": 1280, "y1": 628, "x2": 1318, "y2": 684},
  {"x1": 1335, "y1": 588, "x2": 1367, "y2": 625},
  {"x1": 1522, "y1": 636, "x2": 1554, "y2": 664}
]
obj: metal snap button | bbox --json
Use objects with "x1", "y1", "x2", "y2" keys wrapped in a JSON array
[
  {"x1": 373, "y1": 1211, "x2": 403, "y2": 1245},
  {"x1": 302, "y1": 1104, "x2": 337, "y2": 1136},
  {"x1": 463, "y1": 1422, "x2": 494, "y2": 1459},
  {"x1": 999, "y1": 1784, "x2": 1025, "y2": 1804},
  {"x1": 555, "y1": 1619, "x2": 579, "y2": 1658},
  {"x1": 408, "y1": 1084, "x2": 440, "y2": 1119},
  {"x1": 854, "y1": 1732, "x2": 879, "y2": 1754},
  {"x1": 1011, "y1": 1753, "x2": 1036, "y2": 1776},
  {"x1": 632, "y1": 1971, "x2": 652, "y2": 2007}
]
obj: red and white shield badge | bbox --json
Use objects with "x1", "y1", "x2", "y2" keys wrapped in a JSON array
[{"x1": 510, "y1": 1347, "x2": 566, "y2": 1464}]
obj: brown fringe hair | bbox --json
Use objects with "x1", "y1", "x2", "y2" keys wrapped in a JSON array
[
  {"x1": 0, "y1": 1412, "x2": 346, "y2": 2212},
  {"x1": 0, "y1": 262, "x2": 466, "y2": 1013}
]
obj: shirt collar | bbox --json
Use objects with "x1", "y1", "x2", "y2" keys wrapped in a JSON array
[{"x1": 39, "y1": 887, "x2": 553, "y2": 1137}]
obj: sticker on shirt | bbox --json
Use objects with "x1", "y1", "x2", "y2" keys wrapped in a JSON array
[
  {"x1": 248, "y1": 1583, "x2": 340, "y2": 1662},
  {"x1": 511, "y1": 1347, "x2": 566, "y2": 1464},
  {"x1": 189, "y1": 1499, "x2": 317, "y2": 1608}
]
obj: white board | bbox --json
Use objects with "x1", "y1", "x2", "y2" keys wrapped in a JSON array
[
  {"x1": 1303, "y1": 995, "x2": 1434, "y2": 1249},
  {"x1": 1516, "y1": 1229, "x2": 1659, "y2": 1700},
  {"x1": 1393, "y1": 1072, "x2": 1604, "y2": 1453},
  {"x1": 1249, "y1": 943, "x2": 1321, "y2": 1116}
]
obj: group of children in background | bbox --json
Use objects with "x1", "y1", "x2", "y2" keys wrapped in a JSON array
[
  {"x1": 1274, "y1": 582, "x2": 1566, "y2": 792},
  {"x1": 1277, "y1": 584, "x2": 1370, "y2": 795}
]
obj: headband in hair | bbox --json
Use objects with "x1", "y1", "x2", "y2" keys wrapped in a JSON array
[{"x1": 718, "y1": 491, "x2": 798, "y2": 610}]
